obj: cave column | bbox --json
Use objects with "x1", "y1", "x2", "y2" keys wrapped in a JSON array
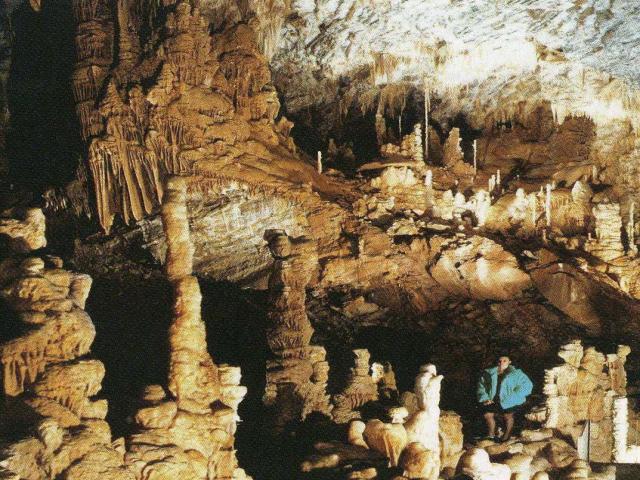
[
  {"x1": 124, "y1": 175, "x2": 251, "y2": 480},
  {"x1": 262, "y1": 230, "x2": 332, "y2": 428},
  {"x1": 424, "y1": 80, "x2": 430, "y2": 162}
]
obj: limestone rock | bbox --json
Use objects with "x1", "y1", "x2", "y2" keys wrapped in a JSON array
[
  {"x1": 456, "y1": 448, "x2": 511, "y2": 480},
  {"x1": 332, "y1": 349, "x2": 378, "y2": 423},
  {"x1": 0, "y1": 208, "x2": 46, "y2": 253},
  {"x1": 363, "y1": 419, "x2": 407, "y2": 467},
  {"x1": 399, "y1": 442, "x2": 439, "y2": 480},
  {"x1": 263, "y1": 229, "x2": 331, "y2": 427}
]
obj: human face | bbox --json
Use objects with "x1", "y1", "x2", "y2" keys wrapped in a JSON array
[{"x1": 497, "y1": 356, "x2": 511, "y2": 373}]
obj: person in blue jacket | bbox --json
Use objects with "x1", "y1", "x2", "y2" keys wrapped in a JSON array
[{"x1": 476, "y1": 354, "x2": 533, "y2": 442}]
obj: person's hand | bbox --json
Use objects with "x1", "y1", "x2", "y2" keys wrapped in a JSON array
[{"x1": 483, "y1": 400, "x2": 493, "y2": 406}]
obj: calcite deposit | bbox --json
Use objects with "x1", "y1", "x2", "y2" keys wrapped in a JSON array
[{"x1": 263, "y1": 229, "x2": 332, "y2": 427}]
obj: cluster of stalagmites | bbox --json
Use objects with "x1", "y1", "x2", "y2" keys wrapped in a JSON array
[
  {"x1": 353, "y1": 116, "x2": 640, "y2": 306},
  {"x1": 0, "y1": 208, "x2": 130, "y2": 480},
  {"x1": 0, "y1": 178, "x2": 252, "y2": 480},
  {"x1": 300, "y1": 343, "x2": 626, "y2": 480},
  {"x1": 525, "y1": 340, "x2": 633, "y2": 463}
]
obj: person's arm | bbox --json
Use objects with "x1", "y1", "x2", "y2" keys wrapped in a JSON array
[
  {"x1": 476, "y1": 371, "x2": 491, "y2": 403},
  {"x1": 512, "y1": 370, "x2": 533, "y2": 403}
]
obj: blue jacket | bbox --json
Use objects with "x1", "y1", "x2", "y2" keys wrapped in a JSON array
[{"x1": 477, "y1": 366, "x2": 533, "y2": 409}]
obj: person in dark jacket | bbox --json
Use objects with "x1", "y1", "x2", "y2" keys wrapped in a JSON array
[{"x1": 476, "y1": 355, "x2": 533, "y2": 442}]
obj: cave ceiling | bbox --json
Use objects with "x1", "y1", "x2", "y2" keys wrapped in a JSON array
[{"x1": 222, "y1": 0, "x2": 640, "y2": 132}]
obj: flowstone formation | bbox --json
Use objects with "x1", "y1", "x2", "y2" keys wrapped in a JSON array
[
  {"x1": 126, "y1": 176, "x2": 250, "y2": 480},
  {"x1": 0, "y1": 208, "x2": 131, "y2": 480},
  {"x1": 70, "y1": 0, "x2": 340, "y2": 236},
  {"x1": 263, "y1": 229, "x2": 332, "y2": 428}
]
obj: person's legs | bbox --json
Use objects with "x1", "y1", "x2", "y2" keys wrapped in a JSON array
[
  {"x1": 502, "y1": 412, "x2": 514, "y2": 441},
  {"x1": 483, "y1": 411, "x2": 496, "y2": 438}
]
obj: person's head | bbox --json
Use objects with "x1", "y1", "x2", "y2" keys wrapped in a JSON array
[{"x1": 497, "y1": 355, "x2": 511, "y2": 373}]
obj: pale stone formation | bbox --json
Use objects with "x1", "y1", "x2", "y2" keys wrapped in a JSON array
[
  {"x1": 332, "y1": 349, "x2": 379, "y2": 423},
  {"x1": 472, "y1": 189, "x2": 492, "y2": 226},
  {"x1": 371, "y1": 361, "x2": 398, "y2": 401},
  {"x1": 443, "y1": 128, "x2": 464, "y2": 168},
  {"x1": 428, "y1": 235, "x2": 532, "y2": 301},
  {"x1": 0, "y1": 208, "x2": 46, "y2": 253},
  {"x1": 363, "y1": 419, "x2": 408, "y2": 467},
  {"x1": 371, "y1": 166, "x2": 418, "y2": 189},
  {"x1": 413, "y1": 123, "x2": 424, "y2": 164},
  {"x1": 627, "y1": 201, "x2": 637, "y2": 255},
  {"x1": 526, "y1": 340, "x2": 630, "y2": 463},
  {"x1": 379, "y1": 125, "x2": 424, "y2": 165},
  {"x1": 71, "y1": 0, "x2": 316, "y2": 235},
  {"x1": 439, "y1": 411, "x2": 464, "y2": 470},
  {"x1": 585, "y1": 203, "x2": 625, "y2": 261},
  {"x1": 612, "y1": 396, "x2": 640, "y2": 463},
  {"x1": 404, "y1": 364, "x2": 442, "y2": 478},
  {"x1": 399, "y1": 442, "x2": 440, "y2": 480},
  {"x1": 453, "y1": 192, "x2": 467, "y2": 220},
  {"x1": 571, "y1": 181, "x2": 593, "y2": 205},
  {"x1": 433, "y1": 190, "x2": 455, "y2": 220},
  {"x1": 348, "y1": 420, "x2": 369, "y2": 448},
  {"x1": 0, "y1": 209, "x2": 132, "y2": 479},
  {"x1": 126, "y1": 176, "x2": 251, "y2": 480},
  {"x1": 455, "y1": 448, "x2": 511, "y2": 480},
  {"x1": 262, "y1": 229, "x2": 332, "y2": 427}
]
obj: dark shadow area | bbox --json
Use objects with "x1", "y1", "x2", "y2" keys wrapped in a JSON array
[
  {"x1": 6, "y1": 0, "x2": 82, "y2": 192},
  {"x1": 85, "y1": 275, "x2": 173, "y2": 437},
  {"x1": 198, "y1": 280, "x2": 275, "y2": 479}
]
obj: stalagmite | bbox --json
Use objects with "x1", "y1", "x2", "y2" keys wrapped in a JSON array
[
  {"x1": 413, "y1": 123, "x2": 424, "y2": 163},
  {"x1": 586, "y1": 203, "x2": 625, "y2": 261},
  {"x1": 627, "y1": 201, "x2": 636, "y2": 255},
  {"x1": 332, "y1": 349, "x2": 379, "y2": 423},
  {"x1": 0, "y1": 209, "x2": 130, "y2": 478},
  {"x1": 376, "y1": 112, "x2": 386, "y2": 146},
  {"x1": 489, "y1": 175, "x2": 496, "y2": 193},
  {"x1": 125, "y1": 176, "x2": 251, "y2": 480},
  {"x1": 162, "y1": 176, "x2": 218, "y2": 411},
  {"x1": 473, "y1": 139, "x2": 477, "y2": 173},
  {"x1": 424, "y1": 81, "x2": 429, "y2": 162},
  {"x1": 545, "y1": 184, "x2": 552, "y2": 227},
  {"x1": 443, "y1": 128, "x2": 464, "y2": 169},
  {"x1": 496, "y1": 169, "x2": 501, "y2": 188}
]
